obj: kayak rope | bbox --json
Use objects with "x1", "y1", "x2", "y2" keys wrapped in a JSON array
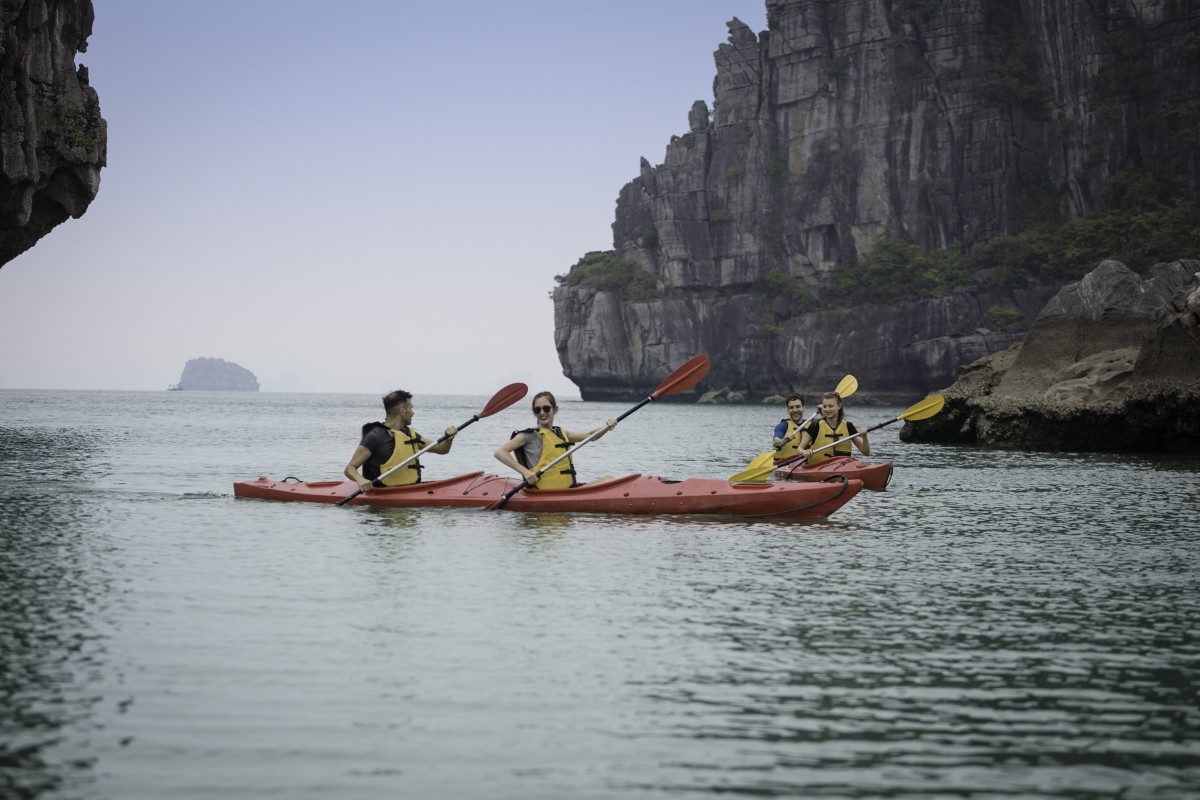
[{"x1": 466, "y1": 473, "x2": 517, "y2": 493}]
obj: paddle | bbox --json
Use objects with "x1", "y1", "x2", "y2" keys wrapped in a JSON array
[
  {"x1": 735, "y1": 374, "x2": 859, "y2": 478},
  {"x1": 730, "y1": 394, "x2": 946, "y2": 483},
  {"x1": 483, "y1": 354, "x2": 711, "y2": 512},
  {"x1": 337, "y1": 382, "x2": 529, "y2": 506}
]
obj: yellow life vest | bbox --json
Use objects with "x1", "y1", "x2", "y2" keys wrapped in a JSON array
[
  {"x1": 775, "y1": 418, "x2": 804, "y2": 462},
  {"x1": 807, "y1": 418, "x2": 852, "y2": 464},
  {"x1": 518, "y1": 426, "x2": 576, "y2": 489},
  {"x1": 377, "y1": 426, "x2": 424, "y2": 486}
]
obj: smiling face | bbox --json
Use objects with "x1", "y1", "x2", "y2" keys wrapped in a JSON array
[
  {"x1": 532, "y1": 393, "x2": 557, "y2": 428},
  {"x1": 819, "y1": 395, "x2": 842, "y2": 424},
  {"x1": 786, "y1": 398, "x2": 805, "y2": 422}
]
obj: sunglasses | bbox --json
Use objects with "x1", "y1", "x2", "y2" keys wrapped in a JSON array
[{"x1": 533, "y1": 405, "x2": 554, "y2": 414}]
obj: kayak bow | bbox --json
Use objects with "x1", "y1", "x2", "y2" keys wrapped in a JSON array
[{"x1": 772, "y1": 455, "x2": 893, "y2": 491}]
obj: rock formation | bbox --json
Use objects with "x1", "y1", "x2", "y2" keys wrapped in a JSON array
[
  {"x1": 0, "y1": 0, "x2": 105, "y2": 268},
  {"x1": 902, "y1": 259, "x2": 1200, "y2": 452},
  {"x1": 552, "y1": 1, "x2": 1199, "y2": 402},
  {"x1": 174, "y1": 357, "x2": 260, "y2": 392}
]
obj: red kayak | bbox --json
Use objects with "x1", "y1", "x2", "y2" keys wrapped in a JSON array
[
  {"x1": 233, "y1": 471, "x2": 862, "y2": 520},
  {"x1": 772, "y1": 456, "x2": 893, "y2": 491}
]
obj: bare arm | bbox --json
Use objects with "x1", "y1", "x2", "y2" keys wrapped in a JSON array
[
  {"x1": 567, "y1": 418, "x2": 617, "y2": 443},
  {"x1": 772, "y1": 421, "x2": 790, "y2": 449},
  {"x1": 420, "y1": 425, "x2": 458, "y2": 455},
  {"x1": 494, "y1": 432, "x2": 537, "y2": 483},
  {"x1": 343, "y1": 444, "x2": 375, "y2": 493},
  {"x1": 796, "y1": 425, "x2": 817, "y2": 459}
]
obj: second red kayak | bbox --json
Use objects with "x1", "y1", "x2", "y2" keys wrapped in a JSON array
[
  {"x1": 234, "y1": 471, "x2": 862, "y2": 520},
  {"x1": 772, "y1": 455, "x2": 893, "y2": 490}
]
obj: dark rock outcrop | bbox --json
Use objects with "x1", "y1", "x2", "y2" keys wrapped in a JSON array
[
  {"x1": 175, "y1": 358, "x2": 260, "y2": 392},
  {"x1": 902, "y1": 260, "x2": 1200, "y2": 452},
  {"x1": 553, "y1": 1, "x2": 1200, "y2": 402},
  {"x1": 0, "y1": 0, "x2": 105, "y2": 268}
]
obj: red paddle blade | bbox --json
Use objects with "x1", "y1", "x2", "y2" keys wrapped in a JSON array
[
  {"x1": 650, "y1": 354, "x2": 710, "y2": 399},
  {"x1": 478, "y1": 382, "x2": 528, "y2": 418}
]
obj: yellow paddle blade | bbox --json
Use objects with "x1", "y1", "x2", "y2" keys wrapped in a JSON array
[
  {"x1": 728, "y1": 463, "x2": 775, "y2": 483},
  {"x1": 746, "y1": 451, "x2": 776, "y2": 472},
  {"x1": 728, "y1": 451, "x2": 778, "y2": 483},
  {"x1": 835, "y1": 374, "x2": 858, "y2": 399},
  {"x1": 898, "y1": 394, "x2": 945, "y2": 421}
]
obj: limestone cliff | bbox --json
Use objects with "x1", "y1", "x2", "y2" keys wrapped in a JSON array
[
  {"x1": 553, "y1": 0, "x2": 1199, "y2": 402},
  {"x1": 0, "y1": 0, "x2": 105, "y2": 268},
  {"x1": 175, "y1": 357, "x2": 260, "y2": 392},
  {"x1": 901, "y1": 259, "x2": 1200, "y2": 451}
]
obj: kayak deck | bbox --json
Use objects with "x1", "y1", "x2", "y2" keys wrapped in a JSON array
[
  {"x1": 772, "y1": 455, "x2": 893, "y2": 491},
  {"x1": 233, "y1": 471, "x2": 862, "y2": 520}
]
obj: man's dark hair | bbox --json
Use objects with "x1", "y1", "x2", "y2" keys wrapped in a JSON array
[
  {"x1": 382, "y1": 390, "x2": 413, "y2": 415},
  {"x1": 786, "y1": 392, "x2": 805, "y2": 405}
]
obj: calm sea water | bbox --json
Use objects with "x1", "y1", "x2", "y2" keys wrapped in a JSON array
[{"x1": 2, "y1": 389, "x2": 1199, "y2": 800}]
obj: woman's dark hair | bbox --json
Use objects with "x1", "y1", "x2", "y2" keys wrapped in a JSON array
[
  {"x1": 821, "y1": 391, "x2": 844, "y2": 425},
  {"x1": 532, "y1": 390, "x2": 558, "y2": 411}
]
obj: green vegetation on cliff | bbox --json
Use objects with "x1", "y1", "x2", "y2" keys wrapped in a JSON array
[
  {"x1": 823, "y1": 171, "x2": 1199, "y2": 306},
  {"x1": 555, "y1": 251, "x2": 659, "y2": 301}
]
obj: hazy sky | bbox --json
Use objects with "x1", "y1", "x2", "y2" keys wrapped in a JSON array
[{"x1": 0, "y1": 1, "x2": 767, "y2": 396}]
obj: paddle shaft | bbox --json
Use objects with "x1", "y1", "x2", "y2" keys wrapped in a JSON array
[
  {"x1": 778, "y1": 410, "x2": 819, "y2": 447},
  {"x1": 771, "y1": 415, "x2": 898, "y2": 472}
]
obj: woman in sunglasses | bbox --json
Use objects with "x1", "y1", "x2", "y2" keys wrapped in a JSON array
[{"x1": 494, "y1": 391, "x2": 617, "y2": 488}]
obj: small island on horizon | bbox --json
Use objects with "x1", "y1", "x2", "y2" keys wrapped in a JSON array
[{"x1": 170, "y1": 357, "x2": 259, "y2": 392}]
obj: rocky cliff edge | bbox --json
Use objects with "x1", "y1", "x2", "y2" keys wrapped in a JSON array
[
  {"x1": 0, "y1": 0, "x2": 106, "y2": 268},
  {"x1": 553, "y1": 1, "x2": 1199, "y2": 403},
  {"x1": 902, "y1": 260, "x2": 1200, "y2": 452}
]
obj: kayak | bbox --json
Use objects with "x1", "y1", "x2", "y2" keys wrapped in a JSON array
[
  {"x1": 233, "y1": 471, "x2": 863, "y2": 520},
  {"x1": 772, "y1": 455, "x2": 893, "y2": 491}
]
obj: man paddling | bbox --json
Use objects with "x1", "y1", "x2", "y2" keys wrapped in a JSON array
[
  {"x1": 771, "y1": 393, "x2": 808, "y2": 463},
  {"x1": 343, "y1": 390, "x2": 458, "y2": 493}
]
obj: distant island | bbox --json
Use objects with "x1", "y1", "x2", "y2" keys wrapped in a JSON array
[{"x1": 170, "y1": 357, "x2": 259, "y2": 391}]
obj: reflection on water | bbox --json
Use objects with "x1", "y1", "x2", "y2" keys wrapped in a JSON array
[
  {"x1": 1, "y1": 391, "x2": 1199, "y2": 799},
  {"x1": 514, "y1": 512, "x2": 576, "y2": 535},
  {"x1": 0, "y1": 427, "x2": 114, "y2": 799},
  {"x1": 359, "y1": 506, "x2": 424, "y2": 531},
  {"x1": 626, "y1": 525, "x2": 1200, "y2": 796}
]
